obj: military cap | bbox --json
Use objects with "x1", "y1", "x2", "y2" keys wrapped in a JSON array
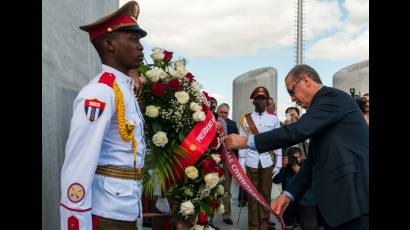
[
  {"x1": 250, "y1": 86, "x2": 270, "y2": 99},
  {"x1": 79, "y1": 1, "x2": 147, "y2": 40}
]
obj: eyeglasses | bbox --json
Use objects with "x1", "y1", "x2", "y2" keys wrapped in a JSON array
[{"x1": 287, "y1": 78, "x2": 303, "y2": 96}]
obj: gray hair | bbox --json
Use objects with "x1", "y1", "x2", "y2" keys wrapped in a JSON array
[{"x1": 285, "y1": 64, "x2": 322, "y2": 84}]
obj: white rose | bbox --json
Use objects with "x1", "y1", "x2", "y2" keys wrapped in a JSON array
[
  {"x1": 152, "y1": 131, "x2": 168, "y2": 147},
  {"x1": 175, "y1": 91, "x2": 190, "y2": 104},
  {"x1": 168, "y1": 68, "x2": 177, "y2": 77},
  {"x1": 185, "y1": 166, "x2": 199, "y2": 180},
  {"x1": 204, "y1": 173, "x2": 219, "y2": 190},
  {"x1": 158, "y1": 69, "x2": 169, "y2": 80},
  {"x1": 192, "y1": 81, "x2": 202, "y2": 92},
  {"x1": 175, "y1": 59, "x2": 186, "y2": 71},
  {"x1": 145, "y1": 105, "x2": 160, "y2": 118},
  {"x1": 216, "y1": 204, "x2": 225, "y2": 214},
  {"x1": 179, "y1": 201, "x2": 195, "y2": 216},
  {"x1": 216, "y1": 184, "x2": 224, "y2": 195},
  {"x1": 175, "y1": 69, "x2": 188, "y2": 79},
  {"x1": 190, "y1": 102, "x2": 202, "y2": 112},
  {"x1": 145, "y1": 69, "x2": 160, "y2": 82},
  {"x1": 193, "y1": 224, "x2": 204, "y2": 230},
  {"x1": 140, "y1": 75, "x2": 149, "y2": 85},
  {"x1": 192, "y1": 111, "x2": 206, "y2": 122},
  {"x1": 151, "y1": 47, "x2": 165, "y2": 61},
  {"x1": 210, "y1": 154, "x2": 221, "y2": 164}
]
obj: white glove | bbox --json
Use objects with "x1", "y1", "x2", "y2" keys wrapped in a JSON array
[{"x1": 155, "y1": 197, "x2": 170, "y2": 214}]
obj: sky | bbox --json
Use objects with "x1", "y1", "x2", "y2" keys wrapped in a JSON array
[{"x1": 120, "y1": 0, "x2": 369, "y2": 121}]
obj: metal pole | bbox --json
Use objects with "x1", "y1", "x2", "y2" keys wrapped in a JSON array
[
  {"x1": 296, "y1": 0, "x2": 304, "y2": 114},
  {"x1": 296, "y1": 0, "x2": 303, "y2": 65}
]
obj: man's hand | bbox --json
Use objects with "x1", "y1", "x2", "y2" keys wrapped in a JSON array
[
  {"x1": 224, "y1": 134, "x2": 248, "y2": 150},
  {"x1": 271, "y1": 194, "x2": 291, "y2": 216},
  {"x1": 291, "y1": 163, "x2": 301, "y2": 173}
]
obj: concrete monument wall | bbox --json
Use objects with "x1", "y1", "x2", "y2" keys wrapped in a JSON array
[
  {"x1": 42, "y1": 0, "x2": 118, "y2": 229},
  {"x1": 232, "y1": 67, "x2": 278, "y2": 123},
  {"x1": 333, "y1": 60, "x2": 369, "y2": 96}
]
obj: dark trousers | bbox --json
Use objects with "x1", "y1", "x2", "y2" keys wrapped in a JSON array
[
  {"x1": 246, "y1": 164, "x2": 273, "y2": 230},
  {"x1": 222, "y1": 162, "x2": 232, "y2": 219},
  {"x1": 283, "y1": 202, "x2": 299, "y2": 226},
  {"x1": 238, "y1": 186, "x2": 248, "y2": 203},
  {"x1": 298, "y1": 205, "x2": 319, "y2": 230},
  {"x1": 322, "y1": 213, "x2": 368, "y2": 230},
  {"x1": 93, "y1": 215, "x2": 137, "y2": 230}
]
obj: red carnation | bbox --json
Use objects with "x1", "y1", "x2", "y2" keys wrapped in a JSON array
[
  {"x1": 210, "y1": 199, "x2": 219, "y2": 209},
  {"x1": 197, "y1": 212, "x2": 208, "y2": 225},
  {"x1": 167, "y1": 79, "x2": 180, "y2": 92},
  {"x1": 163, "y1": 50, "x2": 173, "y2": 62},
  {"x1": 151, "y1": 83, "x2": 166, "y2": 97},
  {"x1": 202, "y1": 159, "x2": 216, "y2": 174},
  {"x1": 185, "y1": 72, "x2": 194, "y2": 83}
]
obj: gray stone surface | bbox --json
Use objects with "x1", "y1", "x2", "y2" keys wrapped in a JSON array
[
  {"x1": 42, "y1": 0, "x2": 118, "y2": 229},
  {"x1": 333, "y1": 60, "x2": 369, "y2": 96},
  {"x1": 138, "y1": 183, "x2": 284, "y2": 230},
  {"x1": 42, "y1": 82, "x2": 78, "y2": 230},
  {"x1": 232, "y1": 67, "x2": 278, "y2": 123}
]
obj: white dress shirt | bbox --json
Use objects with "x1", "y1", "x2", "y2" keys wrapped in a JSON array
[
  {"x1": 60, "y1": 65, "x2": 146, "y2": 229},
  {"x1": 238, "y1": 111, "x2": 282, "y2": 170}
]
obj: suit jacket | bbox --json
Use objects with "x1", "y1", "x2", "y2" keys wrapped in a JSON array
[
  {"x1": 255, "y1": 86, "x2": 369, "y2": 227},
  {"x1": 226, "y1": 118, "x2": 239, "y2": 157}
]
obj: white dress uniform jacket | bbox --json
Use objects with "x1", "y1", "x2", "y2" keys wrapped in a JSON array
[
  {"x1": 60, "y1": 64, "x2": 146, "y2": 230},
  {"x1": 238, "y1": 111, "x2": 282, "y2": 171}
]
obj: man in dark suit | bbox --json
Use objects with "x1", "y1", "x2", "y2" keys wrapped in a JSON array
[
  {"x1": 224, "y1": 64, "x2": 368, "y2": 229},
  {"x1": 217, "y1": 103, "x2": 239, "y2": 225}
]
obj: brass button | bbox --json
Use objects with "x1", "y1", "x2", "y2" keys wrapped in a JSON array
[{"x1": 107, "y1": 27, "x2": 112, "y2": 32}]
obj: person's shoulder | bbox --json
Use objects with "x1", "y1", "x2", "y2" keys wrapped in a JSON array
[
  {"x1": 78, "y1": 72, "x2": 116, "y2": 99},
  {"x1": 264, "y1": 112, "x2": 279, "y2": 121}
]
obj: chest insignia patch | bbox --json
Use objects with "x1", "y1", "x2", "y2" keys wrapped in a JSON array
[{"x1": 84, "y1": 98, "x2": 106, "y2": 121}]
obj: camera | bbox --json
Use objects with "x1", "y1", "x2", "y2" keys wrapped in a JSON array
[
  {"x1": 349, "y1": 88, "x2": 366, "y2": 113},
  {"x1": 288, "y1": 155, "x2": 298, "y2": 165}
]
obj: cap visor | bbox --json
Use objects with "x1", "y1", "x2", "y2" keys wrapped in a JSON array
[{"x1": 114, "y1": 25, "x2": 147, "y2": 38}]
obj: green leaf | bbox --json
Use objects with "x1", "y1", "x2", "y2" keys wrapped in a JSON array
[
  {"x1": 178, "y1": 132, "x2": 186, "y2": 142},
  {"x1": 152, "y1": 121, "x2": 162, "y2": 133},
  {"x1": 184, "y1": 188, "x2": 193, "y2": 197}
]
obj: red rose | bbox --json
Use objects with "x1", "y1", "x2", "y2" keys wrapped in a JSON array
[
  {"x1": 151, "y1": 83, "x2": 166, "y2": 97},
  {"x1": 210, "y1": 199, "x2": 219, "y2": 209},
  {"x1": 185, "y1": 72, "x2": 194, "y2": 83},
  {"x1": 197, "y1": 212, "x2": 208, "y2": 225},
  {"x1": 163, "y1": 50, "x2": 173, "y2": 62},
  {"x1": 217, "y1": 167, "x2": 225, "y2": 177},
  {"x1": 202, "y1": 159, "x2": 216, "y2": 174},
  {"x1": 209, "y1": 137, "x2": 220, "y2": 149},
  {"x1": 167, "y1": 79, "x2": 180, "y2": 92},
  {"x1": 219, "y1": 151, "x2": 225, "y2": 163}
]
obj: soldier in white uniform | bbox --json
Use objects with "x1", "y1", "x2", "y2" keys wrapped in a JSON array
[
  {"x1": 60, "y1": 1, "x2": 147, "y2": 229},
  {"x1": 238, "y1": 86, "x2": 282, "y2": 230}
]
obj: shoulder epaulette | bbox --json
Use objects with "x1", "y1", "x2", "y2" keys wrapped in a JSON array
[
  {"x1": 240, "y1": 113, "x2": 250, "y2": 132},
  {"x1": 98, "y1": 72, "x2": 116, "y2": 88}
]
